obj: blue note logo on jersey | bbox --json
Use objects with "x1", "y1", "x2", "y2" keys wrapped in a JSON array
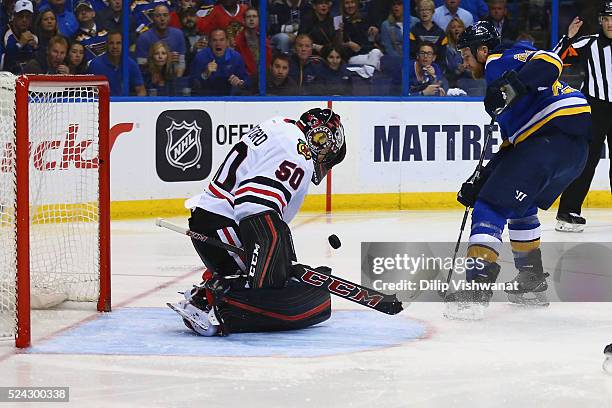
[{"x1": 156, "y1": 110, "x2": 212, "y2": 182}]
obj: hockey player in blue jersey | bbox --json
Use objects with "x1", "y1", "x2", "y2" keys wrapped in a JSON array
[{"x1": 445, "y1": 21, "x2": 591, "y2": 314}]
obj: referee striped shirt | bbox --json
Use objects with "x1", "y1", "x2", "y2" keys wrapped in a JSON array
[{"x1": 553, "y1": 32, "x2": 612, "y2": 102}]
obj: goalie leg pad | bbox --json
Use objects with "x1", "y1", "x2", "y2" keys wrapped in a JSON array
[
  {"x1": 189, "y1": 208, "x2": 245, "y2": 277},
  {"x1": 239, "y1": 210, "x2": 296, "y2": 289},
  {"x1": 216, "y1": 282, "x2": 331, "y2": 333}
]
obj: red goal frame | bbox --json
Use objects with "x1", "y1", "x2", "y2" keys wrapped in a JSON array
[{"x1": 13, "y1": 75, "x2": 111, "y2": 348}]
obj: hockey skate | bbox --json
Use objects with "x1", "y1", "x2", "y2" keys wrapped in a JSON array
[
  {"x1": 505, "y1": 249, "x2": 550, "y2": 307},
  {"x1": 167, "y1": 299, "x2": 220, "y2": 336},
  {"x1": 167, "y1": 274, "x2": 228, "y2": 336},
  {"x1": 603, "y1": 344, "x2": 612, "y2": 374},
  {"x1": 555, "y1": 213, "x2": 586, "y2": 232},
  {"x1": 444, "y1": 263, "x2": 500, "y2": 320}
]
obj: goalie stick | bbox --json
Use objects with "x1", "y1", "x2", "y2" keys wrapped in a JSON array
[{"x1": 156, "y1": 218, "x2": 403, "y2": 315}]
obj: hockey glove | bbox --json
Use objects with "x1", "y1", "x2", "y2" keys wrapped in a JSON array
[
  {"x1": 457, "y1": 169, "x2": 490, "y2": 207},
  {"x1": 484, "y1": 70, "x2": 529, "y2": 118}
]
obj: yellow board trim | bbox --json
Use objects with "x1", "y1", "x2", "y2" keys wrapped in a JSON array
[
  {"x1": 109, "y1": 191, "x2": 612, "y2": 219},
  {"x1": 513, "y1": 105, "x2": 592, "y2": 144}
]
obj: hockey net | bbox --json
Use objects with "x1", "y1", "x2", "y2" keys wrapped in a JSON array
[{"x1": 0, "y1": 73, "x2": 110, "y2": 348}]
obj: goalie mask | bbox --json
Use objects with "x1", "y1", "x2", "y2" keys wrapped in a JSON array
[{"x1": 298, "y1": 108, "x2": 346, "y2": 185}]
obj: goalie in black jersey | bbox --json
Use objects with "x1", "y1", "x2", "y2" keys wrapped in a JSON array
[{"x1": 168, "y1": 108, "x2": 346, "y2": 336}]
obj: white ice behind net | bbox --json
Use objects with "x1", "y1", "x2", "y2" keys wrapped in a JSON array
[{"x1": 0, "y1": 73, "x2": 101, "y2": 340}]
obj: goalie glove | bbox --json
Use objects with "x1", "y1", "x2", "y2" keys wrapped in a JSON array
[{"x1": 484, "y1": 70, "x2": 528, "y2": 117}]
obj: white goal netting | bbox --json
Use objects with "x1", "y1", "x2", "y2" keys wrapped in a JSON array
[{"x1": 0, "y1": 73, "x2": 103, "y2": 341}]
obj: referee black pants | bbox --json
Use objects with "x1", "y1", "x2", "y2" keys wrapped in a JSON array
[{"x1": 558, "y1": 97, "x2": 612, "y2": 215}]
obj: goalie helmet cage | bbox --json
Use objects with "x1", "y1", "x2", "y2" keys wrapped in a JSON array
[{"x1": 0, "y1": 74, "x2": 111, "y2": 348}]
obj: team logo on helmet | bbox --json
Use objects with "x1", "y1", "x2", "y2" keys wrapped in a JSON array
[
  {"x1": 165, "y1": 120, "x2": 203, "y2": 171},
  {"x1": 297, "y1": 139, "x2": 312, "y2": 160}
]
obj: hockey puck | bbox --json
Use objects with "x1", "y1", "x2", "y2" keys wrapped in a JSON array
[{"x1": 328, "y1": 234, "x2": 341, "y2": 249}]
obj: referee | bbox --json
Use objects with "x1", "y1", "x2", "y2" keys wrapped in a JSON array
[{"x1": 553, "y1": 1, "x2": 612, "y2": 232}]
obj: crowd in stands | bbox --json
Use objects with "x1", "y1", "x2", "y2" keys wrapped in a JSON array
[{"x1": 0, "y1": 0, "x2": 552, "y2": 96}]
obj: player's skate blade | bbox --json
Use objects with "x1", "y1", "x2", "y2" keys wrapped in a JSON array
[
  {"x1": 555, "y1": 213, "x2": 585, "y2": 232},
  {"x1": 167, "y1": 301, "x2": 218, "y2": 336},
  {"x1": 443, "y1": 301, "x2": 485, "y2": 320},
  {"x1": 507, "y1": 292, "x2": 549, "y2": 307}
]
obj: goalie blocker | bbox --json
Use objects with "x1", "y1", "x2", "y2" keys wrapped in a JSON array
[{"x1": 187, "y1": 208, "x2": 331, "y2": 334}]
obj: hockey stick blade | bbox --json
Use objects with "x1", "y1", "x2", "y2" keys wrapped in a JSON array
[
  {"x1": 156, "y1": 218, "x2": 403, "y2": 315},
  {"x1": 294, "y1": 265, "x2": 403, "y2": 315}
]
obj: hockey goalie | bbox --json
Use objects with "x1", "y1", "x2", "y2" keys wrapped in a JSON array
[{"x1": 168, "y1": 108, "x2": 346, "y2": 336}]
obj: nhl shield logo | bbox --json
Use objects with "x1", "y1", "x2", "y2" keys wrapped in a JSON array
[
  {"x1": 165, "y1": 120, "x2": 202, "y2": 171},
  {"x1": 156, "y1": 109, "x2": 212, "y2": 182}
]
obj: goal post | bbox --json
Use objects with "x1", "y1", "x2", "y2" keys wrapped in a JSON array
[{"x1": 0, "y1": 74, "x2": 111, "y2": 348}]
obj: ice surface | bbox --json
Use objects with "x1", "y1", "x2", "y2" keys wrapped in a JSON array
[{"x1": 0, "y1": 209, "x2": 611, "y2": 407}]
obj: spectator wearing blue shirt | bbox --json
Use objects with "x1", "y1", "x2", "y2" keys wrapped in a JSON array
[
  {"x1": 408, "y1": 41, "x2": 448, "y2": 96},
  {"x1": 4, "y1": 0, "x2": 38, "y2": 74},
  {"x1": 190, "y1": 28, "x2": 249, "y2": 96},
  {"x1": 433, "y1": 0, "x2": 473, "y2": 31},
  {"x1": 88, "y1": 31, "x2": 146, "y2": 96},
  {"x1": 433, "y1": 0, "x2": 487, "y2": 23},
  {"x1": 136, "y1": 3, "x2": 187, "y2": 77},
  {"x1": 41, "y1": 0, "x2": 79, "y2": 38}
]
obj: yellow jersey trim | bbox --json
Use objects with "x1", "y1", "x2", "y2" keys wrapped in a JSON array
[{"x1": 513, "y1": 105, "x2": 591, "y2": 144}]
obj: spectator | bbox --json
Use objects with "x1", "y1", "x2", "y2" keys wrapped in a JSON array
[
  {"x1": 169, "y1": 0, "x2": 197, "y2": 28},
  {"x1": 143, "y1": 41, "x2": 177, "y2": 96},
  {"x1": 21, "y1": 34, "x2": 69, "y2": 74},
  {"x1": 268, "y1": 0, "x2": 310, "y2": 54},
  {"x1": 189, "y1": 28, "x2": 249, "y2": 95},
  {"x1": 410, "y1": 0, "x2": 447, "y2": 63},
  {"x1": 315, "y1": 45, "x2": 352, "y2": 95},
  {"x1": 74, "y1": 0, "x2": 108, "y2": 62},
  {"x1": 367, "y1": 0, "x2": 418, "y2": 32},
  {"x1": 298, "y1": 0, "x2": 335, "y2": 54},
  {"x1": 433, "y1": 0, "x2": 473, "y2": 31},
  {"x1": 266, "y1": 53, "x2": 297, "y2": 95},
  {"x1": 33, "y1": 9, "x2": 58, "y2": 51},
  {"x1": 338, "y1": 0, "x2": 372, "y2": 60},
  {"x1": 288, "y1": 33, "x2": 322, "y2": 94},
  {"x1": 130, "y1": 0, "x2": 171, "y2": 36},
  {"x1": 409, "y1": 41, "x2": 447, "y2": 96},
  {"x1": 179, "y1": 7, "x2": 207, "y2": 70},
  {"x1": 197, "y1": 0, "x2": 247, "y2": 41},
  {"x1": 42, "y1": 0, "x2": 78, "y2": 38},
  {"x1": 0, "y1": 0, "x2": 12, "y2": 39},
  {"x1": 234, "y1": 7, "x2": 272, "y2": 77},
  {"x1": 39, "y1": 0, "x2": 107, "y2": 12},
  {"x1": 483, "y1": 0, "x2": 517, "y2": 46},
  {"x1": 443, "y1": 16, "x2": 484, "y2": 95},
  {"x1": 4, "y1": 0, "x2": 38, "y2": 74},
  {"x1": 96, "y1": 0, "x2": 136, "y2": 45},
  {"x1": 136, "y1": 3, "x2": 186, "y2": 77},
  {"x1": 380, "y1": 0, "x2": 403, "y2": 57},
  {"x1": 432, "y1": 0, "x2": 487, "y2": 22},
  {"x1": 66, "y1": 40, "x2": 87, "y2": 73},
  {"x1": 88, "y1": 31, "x2": 146, "y2": 96}
]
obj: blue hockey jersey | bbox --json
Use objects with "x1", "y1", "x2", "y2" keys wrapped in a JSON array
[{"x1": 485, "y1": 43, "x2": 591, "y2": 145}]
